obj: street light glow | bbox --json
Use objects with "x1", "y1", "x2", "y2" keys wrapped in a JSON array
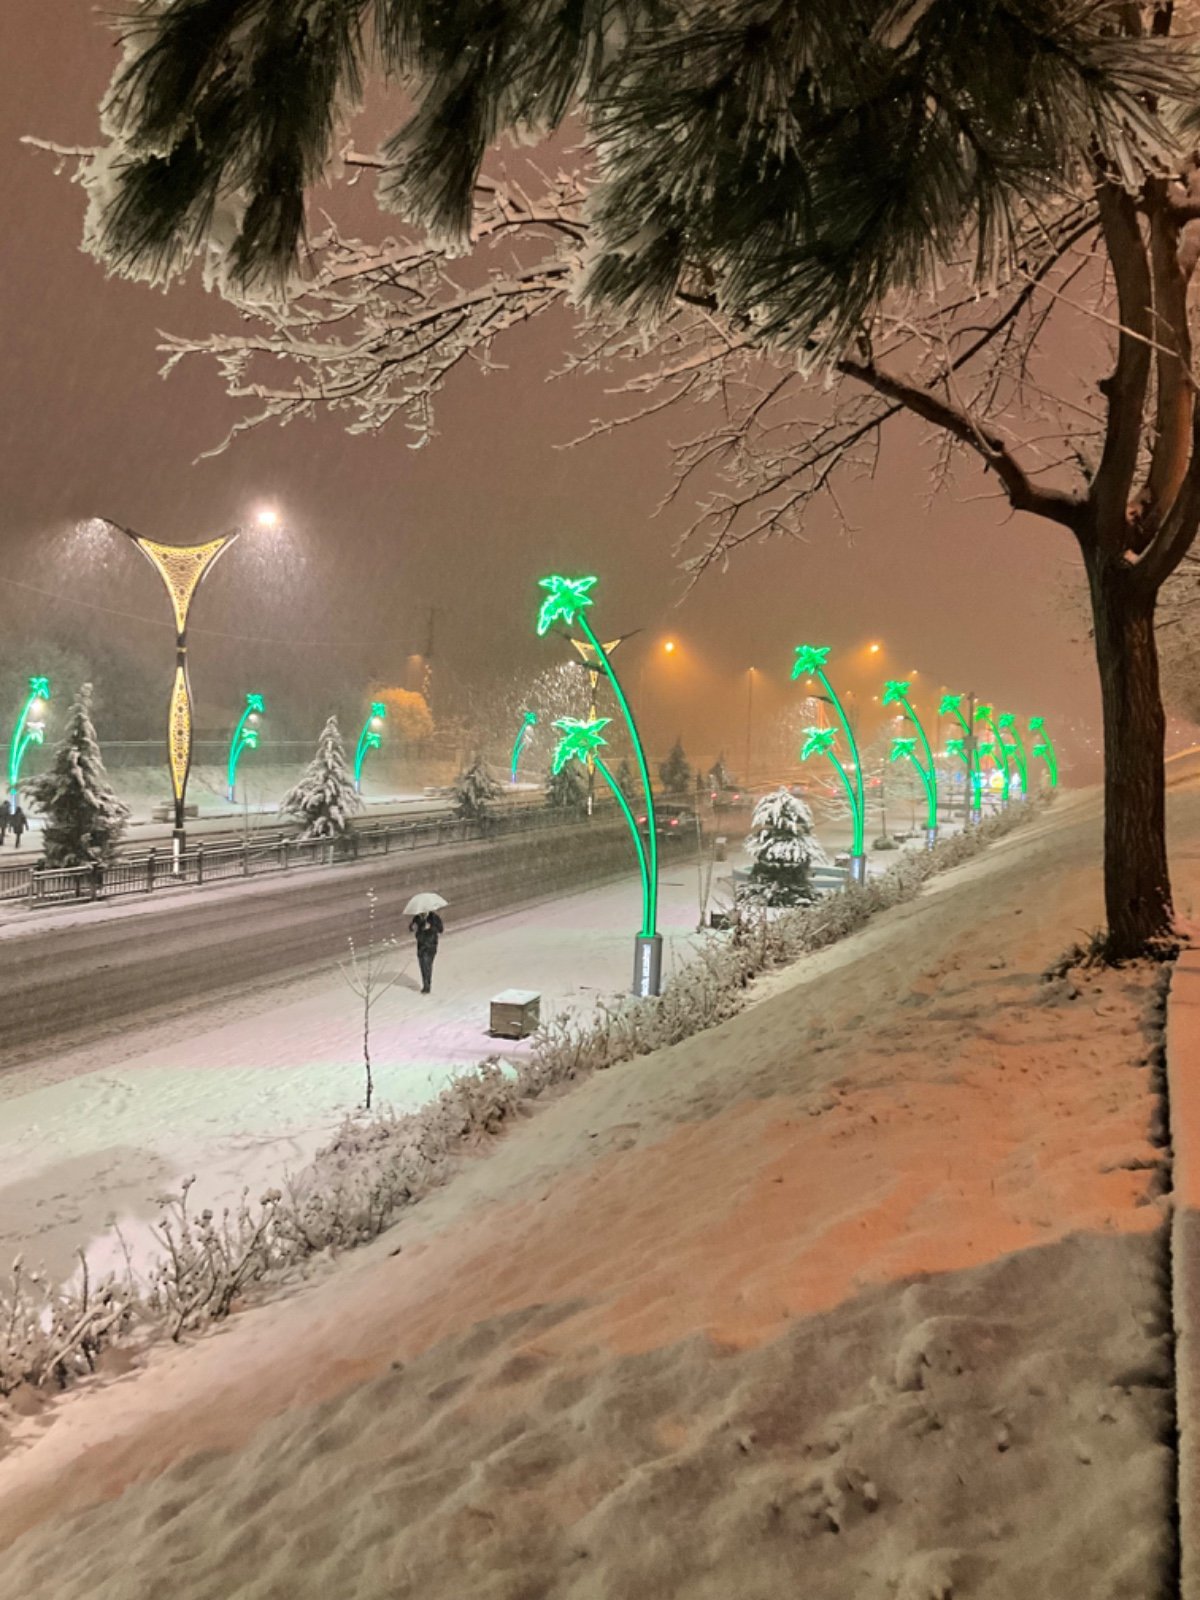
[
  {"x1": 663, "y1": 639, "x2": 676, "y2": 654},
  {"x1": 254, "y1": 505, "x2": 280, "y2": 530}
]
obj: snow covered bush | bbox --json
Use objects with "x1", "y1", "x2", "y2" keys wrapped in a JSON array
[
  {"x1": 545, "y1": 758, "x2": 586, "y2": 812},
  {"x1": 0, "y1": 1253, "x2": 138, "y2": 1397},
  {"x1": 658, "y1": 737, "x2": 692, "y2": 797},
  {"x1": 742, "y1": 788, "x2": 829, "y2": 906},
  {"x1": 454, "y1": 753, "x2": 502, "y2": 820},
  {"x1": 26, "y1": 683, "x2": 129, "y2": 866},
  {"x1": 280, "y1": 715, "x2": 362, "y2": 838}
]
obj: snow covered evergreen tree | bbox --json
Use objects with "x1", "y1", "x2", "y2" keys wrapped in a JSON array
[
  {"x1": 658, "y1": 737, "x2": 692, "y2": 798},
  {"x1": 614, "y1": 757, "x2": 637, "y2": 804},
  {"x1": 708, "y1": 754, "x2": 735, "y2": 791},
  {"x1": 280, "y1": 716, "x2": 362, "y2": 838},
  {"x1": 454, "y1": 753, "x2": 501, "y2": 821},
  {"x1": 742, "y1": 788, "x2": 828, "y2": 907},
  {"x1": 545, "y1": 758, "x2": 586, "y2": 812},
  {"x1": 27, "y1": 682, "x2": 129, "y2": 867}
]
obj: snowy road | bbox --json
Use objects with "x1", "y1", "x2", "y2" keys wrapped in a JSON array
[{"x1": 0, "y1": 852, "x2": 727, "y2": 1282}]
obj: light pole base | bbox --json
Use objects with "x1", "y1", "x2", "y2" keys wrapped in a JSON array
[
  {"x1": 848, "y1": 854, "x2": 867, "y2": 886},
  {"x1": 969, "y1": 808, "x2": 982, "y2": 826},
  {"x1": 171, "y1": 828, "x2": 185, "y2": 875},
  {"x1": 633, "y1": 934, "x2": 663, "y2": 998},
  {"x1": 924, "y1": 827, "x2": 938, "y2": 851}
]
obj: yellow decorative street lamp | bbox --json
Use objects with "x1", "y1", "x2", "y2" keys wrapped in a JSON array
[{"x1": 110, "y1": 521, "x2": 239, "y2": 866}]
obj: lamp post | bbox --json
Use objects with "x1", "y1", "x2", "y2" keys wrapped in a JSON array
[
  {"x1": 538, "y1": 575, "x2": 661, "y2": 995},
  {"x1": 745, "y1": 667, "x2": 755, "y2": 787},
  {"x1": 227, "y1": 693, "x2": 265, "y2": 802},
  {"x1": 569, "y1": 633, "x2": 627, "y2": 815},
  {"x1": 112, "y1": 521, "x2": 239, "y2": 867},
  {"x1": 8, "y1": 676, "x2": 49, "y2": 796},
  {"x1": 354, "y1": 702, "x2": 386, "y2": 792}
]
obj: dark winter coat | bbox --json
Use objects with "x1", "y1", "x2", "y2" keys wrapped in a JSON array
[
  {"x1": 0, "y1": 800, "x2": 9, "y2": 836},
  {"x1": 10, "y1": 806, "x2": 28, "y2": 839},
  {"x1": 410, "y1": 911, "x2": 443, "y2": 951}
]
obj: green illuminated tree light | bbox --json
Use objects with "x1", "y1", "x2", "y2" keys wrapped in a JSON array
[
  {"x1": 793, "y1": 645, "x2": 864, "y2": 859},
  {"x1": 227, "y1": 692, "x2": 265, "y2": 801},
  {"x1": 1030, "y1": 715, "x2": 1060, "y2": 788},
  {"x1": 882, "y1": 679, "x2": 937, "y2": 830},
  {"x1": 354, "y1": 701, "x2": 386, "y2": 792},
  {"x1": 537, "y1": 575, "x2": 658, "y2": 937},
  {"x1": 8, "y1": 675, "x2": 50, "y2": 794},
  {"x1": 510, "y1": 710, "x2": 537, "y2": 784},
  {"x1": 997, "y1": 712, "x2": 1029, "y2": 797},
  {"x1": 974, "y1": 704, "x2": 1012, "y2": 801}
]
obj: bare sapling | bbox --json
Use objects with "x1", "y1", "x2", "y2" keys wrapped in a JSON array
[{"x1": 339, "y1": 888, "x2": 407, "y2": 1111}]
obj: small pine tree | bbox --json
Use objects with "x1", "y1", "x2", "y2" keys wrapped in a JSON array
[
  {"x1": 658, "y1": 736, "x2": 692, "y2": 797},
  {"x1": 708, "y1": 753, "x2": 735, "y2": 791},
  {"x1": 454, "y1": 753, "x2": 502, "y2": 820},
  {"x1": 615, "y1": 756, "x2": 637, "y2": 803},
  {"x1": 545, "y1": 759, "x2": 586, "y2": 811},
  {"x1": 27, "y1": 683, "x2": 129, "y2": 867},
  {"x1": 281, "y1": 716, "x2": 363, "y2": 838},
  {"x1": 743, "y1": 788, "x2": 829, "y2": 907}
]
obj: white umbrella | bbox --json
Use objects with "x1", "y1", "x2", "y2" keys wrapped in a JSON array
[{"x1": 404, "y1": 892, "x2": 448, "y2": 915}]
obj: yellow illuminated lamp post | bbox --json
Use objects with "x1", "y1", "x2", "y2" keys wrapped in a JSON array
[
  {"x1": 569, "y1": 633, "x2": 626, "y2": 816},
  {"x1": 118, "y1": 524, "x2": 239, "y2": 867}
]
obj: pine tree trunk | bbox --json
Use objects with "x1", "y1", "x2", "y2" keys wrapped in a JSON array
[{"x1": 1087, "y1": 553, "x2": 1174, "y2": 958}]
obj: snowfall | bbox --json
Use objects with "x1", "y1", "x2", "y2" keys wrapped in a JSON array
[{"x1": 0, "y1": 783, "x2": 1190, "y2": 1598}]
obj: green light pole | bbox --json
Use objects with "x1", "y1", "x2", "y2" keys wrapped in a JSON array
[
  {"x1": 552, "y1": 714, "x2": 652, "y2": 903},
  {"x1": 7, "y1": 676, "x2": 49, "y2": 796},
  {"x1": 226, "y1": 693, "x2": 264, "y2": 802},
  {"x1": 354, "y1": 702, "x2": 386, "y2": 793},
  {"x1": 890, "y1": 736, "x2": 937, "y2": 835},
  {"x1": 997, "y1": 713, "x2": 1028, "y2": 797},
  {"x1": 537, "y1": 575, "x2": 661, "y2": 995},
  {"x1": 793, "y1": 645, "x2": 865, "y2": 881},
  {"x1": 882, "y1": 679, "x2": 938, "y2": 846},
  {"x1": 974, "y1": 704, "x2": 1011, "y2": 806},
  {"x1": 939, "y1": 693, "x2": 982, "y2": 822},
  {"x1": 1029, "y1": 715, "x2": 1059, "y2": 788},
  {"x1": 510, "y1": 710, "x2": 537, "y2": 785}
]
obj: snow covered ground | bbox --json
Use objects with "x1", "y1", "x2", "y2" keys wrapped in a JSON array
[
  {"x1": 0, "y1": 784, "x2": 1183, "y2": 1599},
  {"x1": 0, "y1": 846, "x2": 733, "y2": 1283}
]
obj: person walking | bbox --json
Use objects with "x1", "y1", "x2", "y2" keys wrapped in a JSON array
[
  {"x1": 10, "y1": 803, "x2": 27, "y2": 849},
  {"x1": 0, "y1": 798, "x2": 9, "y2": 846},
  {"x1": 410, "y1": 909, "x2": 444, "y2": 994}
]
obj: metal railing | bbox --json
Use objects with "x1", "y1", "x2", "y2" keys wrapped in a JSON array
[{"x1": 1, "y1": 799, "x2": 616, "y2": 912}]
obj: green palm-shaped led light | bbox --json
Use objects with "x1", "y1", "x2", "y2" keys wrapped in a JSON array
[
  {"x1": 510, "y1": 709, "x2": 537, "y2": 783},
  {"x1": 8, "y1": 675, "x2": 50, "y2": 793},
  {"x1": 552, "y1": 716, "x2": 610, "y2": 774},
  {"x1": 792, "y1": 645, "x2": 864, "y2": 857},
  {"x1": 354, "y1": 700, "x2": 387, "y2": 791},
  {"x1": 226, "y1": 691, "x2": 265, "y2": 800},
  {"x1": 882, "y1": 679, "x2": 937, "y2": 828},
  {"x1": 997, "y1": 712, "x2": 1029, "y2": 796},
  {"x1": 974, "y1": 704, "x2": 1011, "y2": 799},
  {"x1": 537, "y1": 575, "x2": 597, "y2": 637},
  {"x1": 1029, "y1": 715, "x2": 1059, "y2": 788},
  {"x1": 536, "y1": 575, "x2": 658, "y2": 939},
  {"x1": 890, "y1": 736, "x2": 917, "y2": 759}
]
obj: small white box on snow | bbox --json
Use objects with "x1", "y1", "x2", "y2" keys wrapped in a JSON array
[{"x1": 489, "y1": 989, "x2": 541, "y2": 1039}]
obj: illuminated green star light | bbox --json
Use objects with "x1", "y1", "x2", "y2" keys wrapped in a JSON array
[
  {"x1": 1029, "y1": 715, "x2": 1059, "y2": 787},
  {"x1": 890, "y1": 736, "x2": 917, "y2": 760},
  {"x1": 882, "y1": 680, "x2": 911, "y2": 707},
  {"x1": 939, "y1": 693, "x2": 964, "y2": 718},
  {"x1": 551, "y1": 716, "x2": 610, "y2": 774},
  {"x1": 536, "y1": 575, "x2": 597, "y2": 637},
  {"x1": 946, "y1": 737, "x2": 965, "y2": 758}
]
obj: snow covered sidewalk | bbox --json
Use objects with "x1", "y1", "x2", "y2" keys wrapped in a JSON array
[
  {"x1": 0, "y1": 785, "x2": 1185, "y2": 1598},
  {"x1": 0, "y1": 852, "x2": 724, "y2": 1284}
]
